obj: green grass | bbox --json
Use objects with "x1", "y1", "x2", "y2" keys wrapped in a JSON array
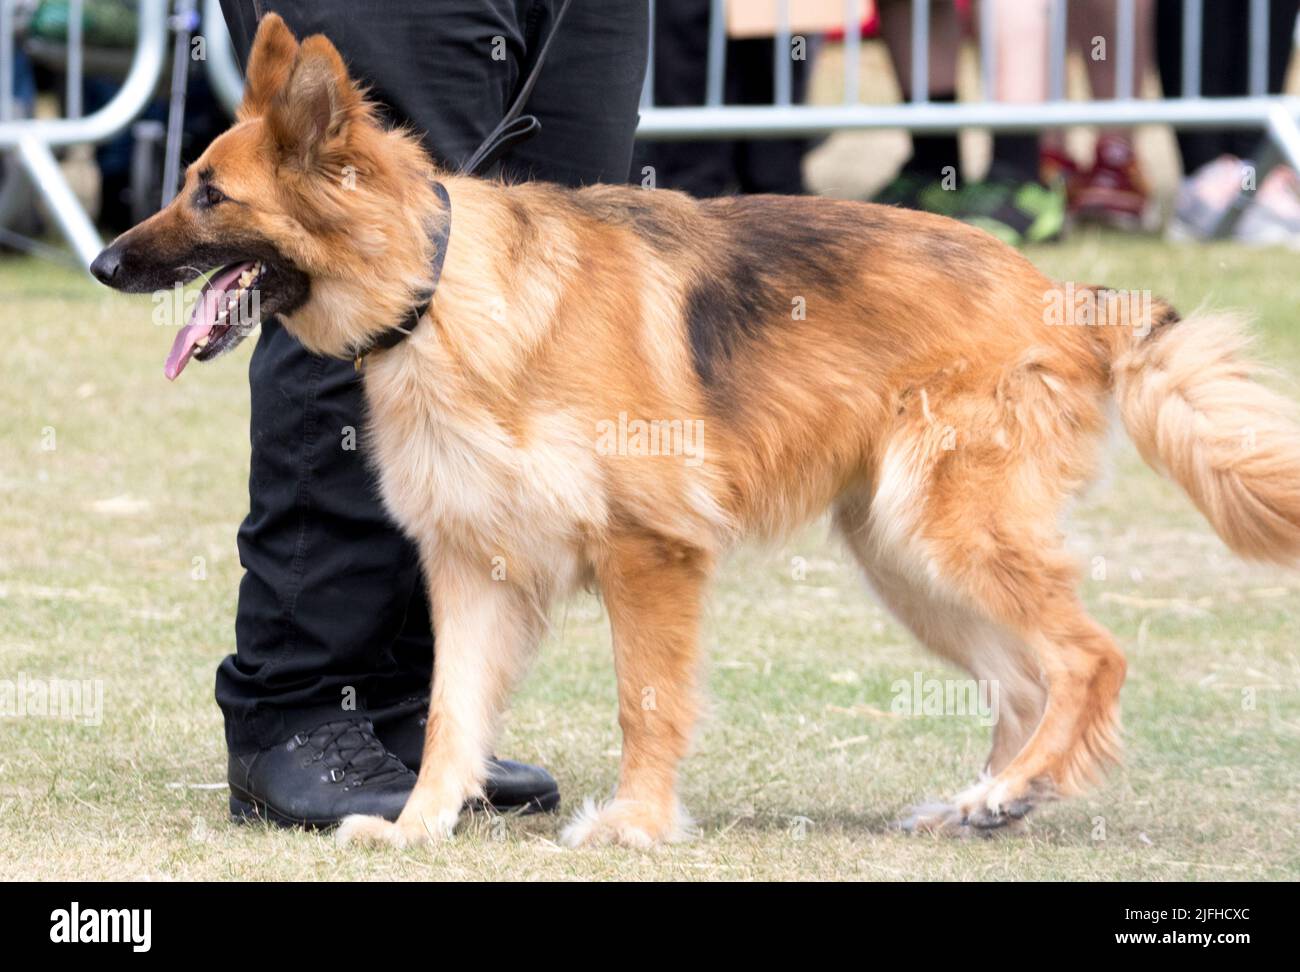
[{"x1": 1, "y1": 231, "x2": 1298, "y2": 880}]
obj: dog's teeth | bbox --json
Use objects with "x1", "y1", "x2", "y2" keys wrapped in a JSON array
[{"x1": 195, "y1": 336, "x2": 208, "y2": 347}]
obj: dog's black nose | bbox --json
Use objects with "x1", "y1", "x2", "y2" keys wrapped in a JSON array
[{"x1": 89, "y1": 246, "x2": 121, "y2": 286}]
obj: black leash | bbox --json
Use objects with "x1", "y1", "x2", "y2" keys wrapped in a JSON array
[
  {"x1": 459, "y1": 0, "x2": 574, "y2": 178},
  {"x1": 351, "y1": 0, "x2": 574, "y2": 368}
]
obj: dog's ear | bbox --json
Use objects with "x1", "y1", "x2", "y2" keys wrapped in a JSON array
[
  {"x1": 265, "y1": 34, "x2": 365, "y2": 172},
  {"x1": 237, "y1": 13, "x2": 300, "y2": 122}
]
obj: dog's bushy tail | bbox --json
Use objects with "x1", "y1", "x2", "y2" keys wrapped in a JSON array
[{"x1": 1113, "y1": 303, "x2": 1300, "y2": 564}]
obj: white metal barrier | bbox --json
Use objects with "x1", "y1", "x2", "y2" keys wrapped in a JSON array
[
  {"x1": 0, "y1": 0, "x2": 168, "y2": 265},
  {"x1": 630, "y1": 0, "x2": 1300, "y2": 176},
  {"x1": 203, "y1": 1, "x2": 1300, "y2": 163},
  {"x1": 4, "y1": 1, "x2": 1300, "y2": 268}
]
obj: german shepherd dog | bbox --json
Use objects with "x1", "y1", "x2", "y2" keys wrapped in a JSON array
[{"x1": 92, "y1": 14, "x2": 1300, "y2": 848}]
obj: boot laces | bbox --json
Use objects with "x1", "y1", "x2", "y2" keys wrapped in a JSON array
[{"x1": 302, "y1": 719, "x2": 410, "y2": 787}]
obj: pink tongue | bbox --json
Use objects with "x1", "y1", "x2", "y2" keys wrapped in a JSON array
[{"x1": 164, "y1": 261, "x2": 256, "y2": 381}]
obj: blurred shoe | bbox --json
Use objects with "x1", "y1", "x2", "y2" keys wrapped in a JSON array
[
  {"x1": 873, "y1": 171, "x2": 929, "y2": 209},
  {"x1": 1071, "y1": 134, "x2": 1151, "y2": 229},
  {"x1": 954, "y1": 171, "x2": 1067, "y2": 246},
  {"x1": 1168, "y1": 154, "x2": 1251, "y2": 241},
  {"x1": 1234, "y1": 165, "x2": 1300, "y2": 249},
  {"x1": 873, "y1": 171, "x2": 962, "y2": 217}
]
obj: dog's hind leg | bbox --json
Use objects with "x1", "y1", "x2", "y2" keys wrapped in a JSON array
[
  {"x1": 918, "y1": 603, "x2": 1124, "y2": 837},
  {"x1": 834, "y1": 494, "x2": 1049, "y2": 830},
  {"x1": 338, "y1": 548, "x2": 547, "y2": 849},
  {"x1": 835, "y1": 364, "x2": 1124, "y2": 834},
  {"x1": 905, "y1": 467, "x2": 1125, "y2": 831},
  {"x1": 561, "y1": 529, "x2": 711, "y2": 848}
]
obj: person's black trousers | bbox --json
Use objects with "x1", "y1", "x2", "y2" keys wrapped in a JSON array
[{"x1": 215, "y1": 0, "x2": 648, "y2": 753}]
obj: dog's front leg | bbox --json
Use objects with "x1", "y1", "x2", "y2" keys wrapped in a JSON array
[
  {"x1": 338, "y1": 549, "x2": 541, "y2": 848},
  {"x1": 562, "y1": 530, "x2": 711, "y2": 848}
]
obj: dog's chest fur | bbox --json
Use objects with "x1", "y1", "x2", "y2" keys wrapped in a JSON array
[{"x1": 361, "y1": 352, "x2": 607, "y2": 585}]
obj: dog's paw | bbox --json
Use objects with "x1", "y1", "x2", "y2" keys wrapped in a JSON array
[
  {"x1": 560, "y1": 797, "x2": 695, "y2": 849},
  {"x1": 336, "y1": 808, "x2": 458, "y2": 849},
  {"x1": 963, "y1": 799, "x2": 1034, "y2": 832},
  {"x1": 899, "y1": 778, "x2": 1041, "y2": 838},
  {"x1": 336, "y1": 814, "x2": 408, "y2": 848},
  {"x1": 898, "y1": 801, "x2": 962, "y2": 836},
  {"x1": 965, "y1": 774, "x2": 1052, "y2": 828},
  {"x1": 963, "y1": 777, "x2": 1037, "y2": 830}
]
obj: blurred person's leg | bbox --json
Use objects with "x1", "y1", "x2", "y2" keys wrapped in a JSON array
[
  {"x1": 1068, "y1": 0, "x2": 1156, "y2": 227},
  {"x1": 1221, "y1": 0, "x2": 1300, "y2": 248},
  {"x1": 1071, "y1": 0, "x2": 1156, "y2": 103},
  {"x1": 633, "y1": 0, "x2": 737, "y2": 195},
  {"x1": 875, "y1": 0, "x2": 964, "y2": 210},
  {"x1": 952, "y1": 0, "x2": 1065, "y2": 245},
  {"x1": 729, "y1": 37, "x2": 815, "y2": 194},
  {"x1": 1157, "y1": 0, "x2": 1298, "y2": 172},
  {"x1": 990, "y1": 0, "x2": 1051, "y2": 186},
  {"x1": 87, "y1": 77, "x2": 164, "y2": 234},
  {"x1": 1157, "y1": 0, "x2": 1244, "y2": 170},
  {"x1": 879, "y1": 0, "x2": 961, "y2": 97},
  {"x1": 1156, "y1": 0, "x2": 1300, "y2": 241},
  {"x1": 985, "y1": 0, "x2": 1077, "y2": 194}
]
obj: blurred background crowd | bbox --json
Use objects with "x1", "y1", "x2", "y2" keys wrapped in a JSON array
[
  {"x1": 3, "y1": 0, "x2": 1300, "y2": 254},
  {"x1": 638, "y1": 0, "x2": 1300, "y2": 248}
]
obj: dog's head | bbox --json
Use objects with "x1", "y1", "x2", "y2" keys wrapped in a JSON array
[{"x1": 92, "y1": 13, "x2": 440, "y2": 377}]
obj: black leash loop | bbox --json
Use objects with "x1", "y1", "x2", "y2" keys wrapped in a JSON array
[
  {"x1": 463, "y1": 116, "x2": 541, "y2": 178},
  {"x1": 460, "y1": 0, "x2": 573, "y2": 177}
]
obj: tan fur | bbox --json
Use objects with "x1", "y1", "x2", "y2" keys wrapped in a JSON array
[
  {"x1": 1114, "y1": 312, "x2": 1300, "y2": 564},
  {"x1": 142, "y1": 16, "x2": 1300, "y2": 845}
]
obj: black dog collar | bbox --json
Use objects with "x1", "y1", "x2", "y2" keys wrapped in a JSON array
[
  {"x1": 352, "y1": 180, "x2": 452, "y2": 371},
  {"x1": 348, "y1": 0, "x2": 571, "y2": 370}
]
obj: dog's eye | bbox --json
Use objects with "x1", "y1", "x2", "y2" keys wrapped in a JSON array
[{"x1": 196, "y1": 184, "x2": 227, "y2": 209}]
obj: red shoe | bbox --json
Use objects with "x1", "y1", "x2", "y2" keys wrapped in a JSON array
[{"x1": 1071, "y1": 134, "x2": 1151, "y2": 229}]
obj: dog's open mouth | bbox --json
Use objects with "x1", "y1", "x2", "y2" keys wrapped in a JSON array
[{"x1": 164, "y1": 260, "x2": 266, "y2": 380}]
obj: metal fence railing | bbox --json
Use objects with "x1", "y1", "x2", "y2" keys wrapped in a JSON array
[
  {"x1": 0, "y1": 0, "x2": 168, "y2": 265},
  {"x1": 629, "y1": 0, "x2": 1300, "y2": 181},
  {"x1": 198, "y1": 0, "x2": 1300, "y2": 189},
  {"x1": 4, "y1": 1, "x2": 1300, "y2": 269},
  {"x1": 202, "y1": 0, "x2": 238, "y2": 116}
]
